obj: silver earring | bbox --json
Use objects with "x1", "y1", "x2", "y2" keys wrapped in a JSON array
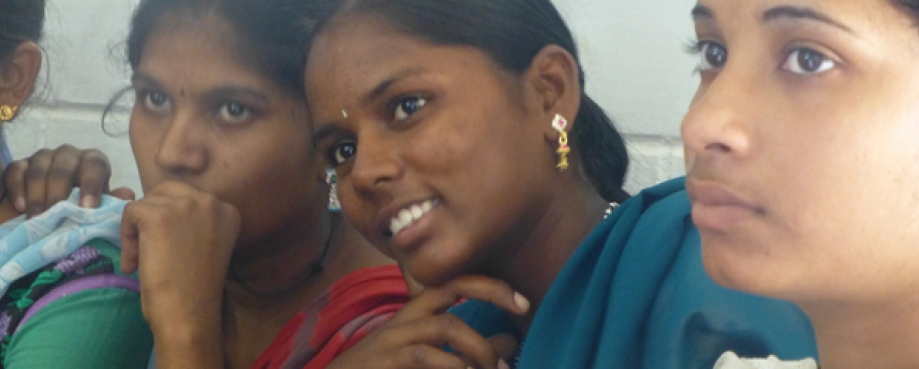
[{"x1": 326, "y1": 169, "x2": 341, "y2": 212}]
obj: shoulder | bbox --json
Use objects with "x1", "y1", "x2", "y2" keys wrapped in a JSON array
[{"x1": 713, "y1": 352, "x2": 818, "y2": 369}]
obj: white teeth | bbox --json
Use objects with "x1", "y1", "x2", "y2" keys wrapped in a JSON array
[
  {"x1": 389, "y1": 200, "x2": 436, "y2": 237},
  {"x1": 399, "y1": 209, "x2": 413, "y2": 225}
]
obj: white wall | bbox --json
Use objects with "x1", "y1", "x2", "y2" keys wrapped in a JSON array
[{"x1": 7, "y1": 0, "x2": 696, "y2": 195}]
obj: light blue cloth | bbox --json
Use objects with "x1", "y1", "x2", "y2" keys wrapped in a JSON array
[{"x1": 0, "y1": 189, "x2": 125, "y2": 296}]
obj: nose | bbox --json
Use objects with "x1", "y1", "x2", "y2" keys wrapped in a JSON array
[
  {"x1": 681, "y1": 70, "x2": 755, "y2": 163},
  {"x1": 154, "y1": 112, "x2": 209, "y2": 175},
  {"x1": 347, "y1": 132, "x2": 402, "y2": 204}
]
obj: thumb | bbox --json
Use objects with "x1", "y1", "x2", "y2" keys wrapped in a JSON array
[
  {"x1": 111, "y1": 187, "x2": 137, "y2": 202},
  {"x1": 120, "y1": 203, "x2": 142, "y2": 274}
]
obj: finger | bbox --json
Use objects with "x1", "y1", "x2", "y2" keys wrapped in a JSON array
[
  {"x1": 400, "y1": 263, "x2": 426, "y2": 297},
  {"x1": 75, "y1": 149, "x2": 111, "y2": 208},
  {"x1": 119, "y1": 202, "x2": 143, "y2": 274},
  {"x1": 23, "y1": 149, "x2": 55, "y2": 217},
  {"x1": 394, "y1": 276, "x2": 529, "y2": 323},
  {"x1": 146, "y1": 180, "x2": 204, "y2": 198},
  {"x1": 4, "y1": 159, "x2": 29, "y2": 212},
  {"x1": 412, "y1": 314, "x2": 504, "y2": 369},
  {"x1": 391, "y1": 344, "x2": 469, "y2": 369},
  {"x1": 43, "y1": 145, "x2": 84, "y2": 209},
  {"x1": 110, "y1": 187, "x2": 136, "y2": 201},
  {"x1": 487, "y1": 334, "x2": 518, "y2": 363}
]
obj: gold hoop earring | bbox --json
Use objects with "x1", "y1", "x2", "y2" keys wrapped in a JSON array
[
  {"x1": 0, "y1": 105, "x2": 18, "y2": 122},
  {"x1": 552, "y1": 114, "x2": 570, "y2": 171}
]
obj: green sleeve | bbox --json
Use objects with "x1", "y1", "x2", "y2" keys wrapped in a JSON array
[
  {"x1": 4, "y1": 287, "x2": 154, "y2": 369},
  {"x1": 3, "y1": 239, "x2": 154, "y2": 368}
]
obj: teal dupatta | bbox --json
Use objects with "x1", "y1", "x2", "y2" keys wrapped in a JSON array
[{"x1": 456, "y1": 178, "x2": 817, "y2": 368}]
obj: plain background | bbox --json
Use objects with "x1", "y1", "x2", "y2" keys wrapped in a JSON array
[{"x1": 7, "y1": 0, "x2": 696, "y2": 195}]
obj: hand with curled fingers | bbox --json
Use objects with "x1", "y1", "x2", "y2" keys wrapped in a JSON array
[
  {"x1": 326, "y1": 275, "x2": 529, "y2": 369},
  {"x1": 2, "y1": 144, "x2": 135, "y2": 217},
  {"x1": 119, "y1": 181, "x2": 240, "y2": 369}
]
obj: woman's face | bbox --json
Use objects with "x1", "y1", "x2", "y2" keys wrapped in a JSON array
[
  {"x1": 305, "y1": 15, "x2": 560, "y2": 286},
  {"x1": 130, "y1": 16, "x2": 327, "y2": 249},
  {"x1": 683, "y1": 0, "x2": 919, "y2": 305}
]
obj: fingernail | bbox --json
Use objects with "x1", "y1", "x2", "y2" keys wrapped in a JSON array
[
  {"x1": 14, "y1": 198, "x2": 25, "y2": 212},
  {"x1": 514, "y1": 292, "x2": 530, "y2": 312},
  {"x1": 81, "y1": 195, "x2": 96, "y2": 208},
  {"x1": 499, "y1": 359, "x2": 510, "y2": 369}
]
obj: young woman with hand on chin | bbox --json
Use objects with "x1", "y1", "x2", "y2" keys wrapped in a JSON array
[{"x1": 115, "y1": 1, "x2": 411, "y2": 368}]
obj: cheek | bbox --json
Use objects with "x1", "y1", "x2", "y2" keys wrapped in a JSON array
[{"x1": 128, "y1": 119, "x2": 161, "y2": 191}]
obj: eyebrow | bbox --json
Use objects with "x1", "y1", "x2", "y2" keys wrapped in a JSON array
[
  {"x1": 311, "y1": 124, "x2": 340, "y2": 145},
  {"x1": 311, "y1": 68, "x2": 428, "y2": 145},
  {"x1": 690, "y1": 4, "x2": 713, "y2": 20},
  {"x1": 691, "y1": 4, "x2": 854, "y2": 35},
  {"x1": 131, "y1": 73, "x2": 162, "y2": 89},
  {"x1": 762, "y1": 6, "x2": 854, "y2": 34},
  {"x1": 131, "y1": 73, "x2": 268, "y2": 103},
  {"x1": 363, "y1": 68, "x2": 427, "y2": 105}
]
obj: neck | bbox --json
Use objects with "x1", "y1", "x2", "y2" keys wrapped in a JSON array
[
  {"x1": 801, "y1": 295, "x2": 919, "y2": 369},
  {"x1": 491, "y1": 180, "x2": 609, "y2": 331},
  {"x1": 221, "y1": 215, "x2": 393, "y2": 369}
]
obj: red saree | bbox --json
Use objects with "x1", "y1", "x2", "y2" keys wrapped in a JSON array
[{"x1": 252, "y1": 265, "x2": 409, "y2": 369}]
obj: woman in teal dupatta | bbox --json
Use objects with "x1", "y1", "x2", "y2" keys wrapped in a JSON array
[{"x1": 299, "y1": 0, "x2": 816, "y2": 368}]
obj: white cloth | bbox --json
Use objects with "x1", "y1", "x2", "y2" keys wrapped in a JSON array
[{"x1": 714, "y1": 351, "x2": 818, "y2": 369}]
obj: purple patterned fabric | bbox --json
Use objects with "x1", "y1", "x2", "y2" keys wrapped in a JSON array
[{"x1": 52, "y1": 246, "x2": 102, "y2": 275}]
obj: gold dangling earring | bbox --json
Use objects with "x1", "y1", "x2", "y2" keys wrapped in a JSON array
[
  {"x1": 552, "y1": 114, "x2": 570, "y2": 171},
  {"x1": 0, "y1": 105, "x2": 18, "y2": 122}
]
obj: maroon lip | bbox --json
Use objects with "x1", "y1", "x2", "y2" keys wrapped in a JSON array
[
  {"x1": 686, "y1": 178, "x2": 764, "y2": 213},
  {"x1": 376, "y1": 197, "x2": 439, "y2": 238}
]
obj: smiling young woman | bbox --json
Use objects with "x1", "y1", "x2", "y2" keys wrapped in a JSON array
[
  {"x1": 296, "y1": 0, "x2": 819, "y2": 368},
  {"x1": 683, "y1": 0, "x2": 919, "y2": 368}
]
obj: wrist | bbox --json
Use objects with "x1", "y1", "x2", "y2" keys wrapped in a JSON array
[{"x1": 152, "y1": 321, "x2": 224, "y2": 369}]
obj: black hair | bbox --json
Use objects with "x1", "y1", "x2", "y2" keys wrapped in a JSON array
[
  {"x1": 0, "y1": 0, "x2": 46, "y2": 63},
  {"x1": 304, "y1": 0, "x2": 630, "y2": 203},
  {"x1": 125, "y1": 0, "x2": 313, "y2": 96}
]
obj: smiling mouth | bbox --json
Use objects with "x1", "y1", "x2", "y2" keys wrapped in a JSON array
[{"x1": 389, "y1": 199, "x2": 437, "y2": 237}]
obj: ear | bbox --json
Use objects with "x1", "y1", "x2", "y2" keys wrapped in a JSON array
[
  {"x1": 521, "y1": 45, "x2": 581, "y2": 136},
  {"x1": 0, "y1": 42, "x2": 43, "y2": 113}
]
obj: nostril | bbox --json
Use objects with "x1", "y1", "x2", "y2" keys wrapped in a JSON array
[{"x1": 705, "y1": 142, "x2": 733, "y2": 153}]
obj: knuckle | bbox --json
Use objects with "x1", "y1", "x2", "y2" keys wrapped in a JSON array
[
  {"x1": 81, "y1": 151, "x2": 110, "y2": 167},
  {"x1": 32, "y1": 148, "x2": 53, "y2": 160},
  {"x1": 23, "y1": 166, "x2": 46, "y2": 182},
  {"x1": 6, "y1": 160, "x2": 26, "y2": 173},
  {"x1": 55, "y1": 144, "x2": 77, "y2": 153},
  {"x1": 428, "y1": 314, "x2": 463, "y2": 339},
  {"x1": 48, "y1": 165, "x2": 75, "y2": 180},
  {"x1": 407, "y1": 345, "x2": 433, "y2": 366}
]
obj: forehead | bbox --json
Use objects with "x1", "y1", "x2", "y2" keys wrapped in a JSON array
[
  {"x1": 304, "y1": 13, "x2": 500, "y2": 107},
  {"x1": 138, "y1": 15, "x2": 269, "y2": 90},
  {"x1": 694, "y1": 0, "x2": 905, "y2": 29}
]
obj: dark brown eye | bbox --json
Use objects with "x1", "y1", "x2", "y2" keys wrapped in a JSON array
[
  {"x1": 783, "y1": 48, "x2": 835, "y2": 75},
  {"x1": 328, "y1": 139, "x2": 357, "y2": 166},
  {"x1": 700, "y1": 42, "x2": 728, "y2": 71},
  {"x1": 393, "y1": 96, "x2": 428, "y2": 121}
]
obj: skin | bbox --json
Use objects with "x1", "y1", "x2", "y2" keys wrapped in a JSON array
[
  {"x1": 306, "y1": 13, "x2": 607, "y2": 369},
  {"x1": 119, "y1": 14, "x2": 391, "y2": 369},
  {"x1": 683, "y1": 0, "x2": 919, "y2": 367}
]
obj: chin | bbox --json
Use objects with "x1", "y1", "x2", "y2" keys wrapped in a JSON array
[{"x1": 700, "y1": 235, "x2": 795, "y2": 299}]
